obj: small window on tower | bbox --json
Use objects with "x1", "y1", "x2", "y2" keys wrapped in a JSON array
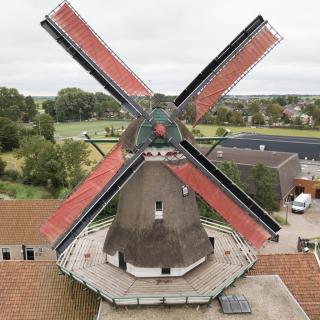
[
  {"x1": 155, "y1": 201, "x2": 163, "y2": 220},
  {"x1": 161, "y1": 268, "x2": 171, "y2": 275}
]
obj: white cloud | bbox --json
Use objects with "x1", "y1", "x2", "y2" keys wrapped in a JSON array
[{"x1": 0, "y1": 0, "x2": 319, "y2": 95}]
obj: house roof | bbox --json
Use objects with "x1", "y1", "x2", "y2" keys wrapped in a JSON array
[
  {"x1": 0, "y1": 261, "x2": 99, "y2": 320},
  {"x1": 249, "y1": 253, "x2": 320, "y2": 320},
  {"x1": 0, "y1": 200, "x2": 61, "y2": 245},
  {"x1": 200, "y1": 146, "x2": 301, "y2": 199},
  {"x1": 202, "y1": 146, "x2": 297, "y2": 167}
]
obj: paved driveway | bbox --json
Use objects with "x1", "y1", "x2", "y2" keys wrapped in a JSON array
[{"x1": 259, "y1": 200, "x2": 320, "y2": 254}]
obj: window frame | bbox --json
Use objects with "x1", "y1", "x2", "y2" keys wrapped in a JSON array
[
  {"x1": 26, "y1": 247, "x2": 35, "y2": 261},
  {"x1": 2, "y1": 248, "x2": 11, "y2": 260},
  {"x1": 155, "y1": 201, "x2": 163, "y2": 220}
]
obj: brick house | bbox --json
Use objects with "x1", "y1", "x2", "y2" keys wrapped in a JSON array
[{"x1": 0, "y1": 200, "x2": 61, "y2": 261}]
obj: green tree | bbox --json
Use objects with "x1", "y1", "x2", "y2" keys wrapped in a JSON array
[
  {"x1": 217, "y1": 160, "x2": 245, "y2": 188},
  {"x1": 248, "y1": 162, "x2": 278, "y2": 212},
  {"x1": 247, "y1": 103, "x2": 259, "y2": 115},
  {"x1": 216, "y1": 107, "x2": 230, "y2": 124},
  {"x1": 21, "y1": 96, "x2": 37, "y2": 122},
  {"x1": 43, "y1": 100, "x2": 56, "y2": 119},
  {"x1": 0, "y1": 87, "x2": 25, "y2": 121},
  {"x1": 0, "y1": 157, "x2": 6, "y2": 176},
  {"x1": 33, "y1": 114, "x2": 55, "y2": 141},
  {"x1": 266, "y1": 103, "x2": 283, "y2": 124},
  {"x1": 216, "y1": 127, "x2": 226, "y2": 136},
  {"x1": 0, "y1": 117, "x2": 20, "y2": 151},
  {"x1": 60, "y1": 139, "x2": 92, "y2": 187},
  {"x1": 252, "y1": 112, "x2": 265, "y2": 125},
  {"x1": 55, "y1": 88, "x2": 95, "y2": 121},
  {"x1": 16, "y1": 136, "x2": 66, "y2": 190}
]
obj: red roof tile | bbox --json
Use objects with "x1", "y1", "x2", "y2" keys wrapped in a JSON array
[
  {"x1": 0, "y1": 261, "x2": 99, "y2": 320},
  {"x1": 0, "y1": 200, "x2": 61, "y2": 245},
  {"x1": 249, "y1": 254, "x2": 320, "y2": 320}
]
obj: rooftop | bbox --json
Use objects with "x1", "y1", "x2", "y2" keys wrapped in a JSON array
[
  {"x1": 0, "y1": 261, "x2": 99, "y2": 320},
  {"x1": 201, "y1": 146, "x2": 298, "y2": 167},
  {"x1": 249, "y1": 253, "x2": 320, "y2": 320},
  {"x1": 98, "y1": 275, "x2": 308, "y2": 320},
  {"x1": 0, "y1": 200, "x2": 61, "y2": 245},
  {"x1": 295, "y1": 160, "x2": 320, "y2": 180}
]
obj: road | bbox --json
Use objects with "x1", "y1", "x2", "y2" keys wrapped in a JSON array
[{"x1": 260, "y1": 200, "x2": 320, "y2": 254}]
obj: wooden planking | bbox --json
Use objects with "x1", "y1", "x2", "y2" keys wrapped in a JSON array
[
  {"x1": 126, "y1": 277, "x2": 197, "y2": 296},
  {"x1": 185, "y1": 262, "x2": 242, "y2": 295},
  {"x1": 60, "y1": 224, "x2": 251, "y2": 300},
  {"x1": 76, "y1": 264, "x2": 135, "y2": 296}
]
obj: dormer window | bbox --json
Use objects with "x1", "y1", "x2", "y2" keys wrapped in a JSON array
[{"x1": 155, "y1": 201, "x2": 163, "y2": 220}]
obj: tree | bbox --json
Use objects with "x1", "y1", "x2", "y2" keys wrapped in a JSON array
[
  {"x1": 60, "y1": 139, "x2": 92, "y2": 187},
  {"x1": 252, "y1": 112, "x2": 265, "y2": 125},
  {"x1": 16, "y1": 136, "x2": 94, "y2": 192},
  {"x1": 16, "y1": 136, "x2": 67, "y2": 190},
  {"x1": 55, "y1": 88, "x2": 95, "y2": 121},
  {"x1": 21, "y1": 96, "x2": 37, "y2": 122},
  {"x1": 33, "y1": 114, "x2": 55, "y2": 141},
  {"x1": 266, "y1": 103, "x2": 282, "y2": 124},
  {"x1": 0, "y1": 157, "x2": 6, "y2": 176},
  {"x1": 248, "y1": 162, "x2": 278, "y2": 212},
  {"x1": 247, "y1": 103, "x2": 259, "y2": 115},
  {"x1": 0, "y1": 117, "x2": 20, "y2": 151},
  {"x1": 216, "y1": 107, "x2": 230, "y2": 124},
  {"x1": 43, "y1": 100, "x2": 56, "y2": 119},
  {"x1": 217, "y1": 160, "x2": 245, "y2": 188},
  {"x1": 216, "y1": 127, "x2": 226, "y2": 136}
]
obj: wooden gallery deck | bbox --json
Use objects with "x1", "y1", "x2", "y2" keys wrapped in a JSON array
[{"x1": 58, "y1": 218, "x2": 256, "y2": 305}]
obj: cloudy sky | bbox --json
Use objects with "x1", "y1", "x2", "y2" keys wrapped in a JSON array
[{"x1": 0, "y1": 0, "x2": 320, "y2": 96}]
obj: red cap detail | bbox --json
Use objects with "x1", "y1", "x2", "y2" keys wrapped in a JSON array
[{"x1": 153, "y1": 123, "x2": 166, "y2": 137}]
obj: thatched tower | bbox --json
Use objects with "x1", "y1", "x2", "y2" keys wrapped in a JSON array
[{"x1": 103, "y1": 109, "x2": 213, "y2": 277}]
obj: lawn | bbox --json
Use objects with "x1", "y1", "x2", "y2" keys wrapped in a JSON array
[
  {"x1": 54, "y1": 120, "x2": 129, "y2": 139},
  {"x1": 0, "y1": 152, "x2": 23, "y2": 172},
  {"x1": 0, "y1": 181, "x2": 52, "y2": 199},
  {"x1": 54, "y1": 120, "x2": 320, "y2": 139}
]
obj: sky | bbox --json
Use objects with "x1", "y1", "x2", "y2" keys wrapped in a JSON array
[{"x1": 0, "y1": 0, "x2": 320, "y2": 96}]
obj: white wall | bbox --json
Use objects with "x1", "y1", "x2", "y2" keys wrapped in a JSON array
[{"x1": 107, "y1": 252, "x2": 205, "y2": 277}]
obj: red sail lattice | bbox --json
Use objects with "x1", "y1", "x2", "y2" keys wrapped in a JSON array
[
  {"x1": 51, "y1": 2, "x2": 152, "y2": 97},
  {"x1": 41, "y1": 144, "x2": 125, "y2": 245},
  {"x1": 166, "y1": 162, "x2": 270, "y2": 249},
  {"x1": 195, "y1": 27, "x2": 279, "y2": 124}
]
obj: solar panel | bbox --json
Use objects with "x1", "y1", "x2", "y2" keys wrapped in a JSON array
[{"x1": 218, "y1": 295, "x2": 251, "y2": 314}]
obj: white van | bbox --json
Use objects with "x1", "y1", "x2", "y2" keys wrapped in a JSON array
[{"x1": 291, "y1": 193, "x2": 312, "y2": 214}]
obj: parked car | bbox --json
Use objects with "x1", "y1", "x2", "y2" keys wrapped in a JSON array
[{"x1": 292, "y1": 193, "x2": 312, "y2": 214}]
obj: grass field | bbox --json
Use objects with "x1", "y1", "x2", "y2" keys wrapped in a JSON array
[
  {"x1": 53, "y1": 120, "x2": 320, "y2": 139},
  {"x1": 0, "y1": 181, "x2": 52, "y2": 199},
  {"x1": 54, "y1": 120, "x2": 129, "y2": 139}
]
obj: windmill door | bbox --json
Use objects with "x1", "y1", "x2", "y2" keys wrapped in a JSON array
[{"x1": 119, "y1": 252, "x2": 127, "y2": 271}]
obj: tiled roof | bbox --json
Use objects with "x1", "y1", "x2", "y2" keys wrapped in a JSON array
[
  {"x1": 249, "y1": 253, "x2": 320, "y2": 320},
  {"x1": 0, "y1": 261, "x2": 99, "y2": 320},
  {"x1": 0, "y1": 200, "x2": 61, "y2": 245}
]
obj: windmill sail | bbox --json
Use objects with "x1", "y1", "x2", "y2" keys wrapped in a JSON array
[
  {"x1": 168, "y1": 139, "x2": 280, "y2": 249},
  {"x1": 41, "y1": 1, "x2": 153, "y2": 121},
  {"x1": 172, "y1": 16, "x2": 282, "y2": 124},
  {"x1": 50, "y1": 2, "x2": 152, "y2": 97},
  {"x1": 41, "y1": 137, "x2": 155, "y2": 254}
]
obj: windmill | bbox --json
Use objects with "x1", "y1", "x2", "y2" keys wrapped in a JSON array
[{"x1": 40, "y1": 1, "x2": 282, "y2": 305}]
